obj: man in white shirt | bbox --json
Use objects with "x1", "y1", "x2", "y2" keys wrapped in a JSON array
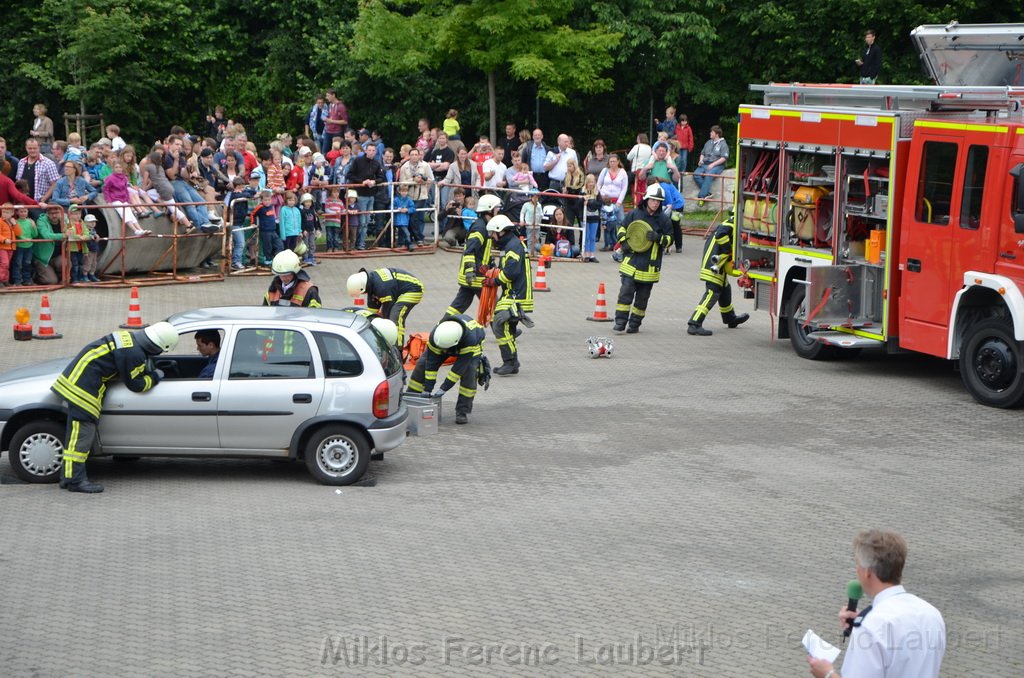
[
  {"x1": 808, "y1": 529, "x2": 945, "y2": 678},
  {"x1": 543, "y1": 134, "x2": 578, "y2": 192},
  {"x1": 482, "y1": 147, "x2": 507, "y2": 189}
]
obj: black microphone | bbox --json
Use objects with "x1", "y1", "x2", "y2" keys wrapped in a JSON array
[{"x1": 843, "y1": 580, "x2": 863, "y2": 640}]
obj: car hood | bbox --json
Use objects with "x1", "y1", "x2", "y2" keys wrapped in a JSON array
[{"x1": 0, "y1": 357, "x2": 69, "y2": 385}]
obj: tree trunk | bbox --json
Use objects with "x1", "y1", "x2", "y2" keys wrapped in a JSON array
[{"x1": 488, "y1": 70, "x2": 497, "y2": 143}]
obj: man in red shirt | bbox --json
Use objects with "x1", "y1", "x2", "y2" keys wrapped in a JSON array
[
  {"x1": 322, "y1": 88, "x2": 349, "y2": 154},
  {"x1": 0, "y1": 174, "x2": 39, "y2": 207}
]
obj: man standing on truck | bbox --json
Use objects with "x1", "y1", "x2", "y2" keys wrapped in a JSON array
[{"x1": 855, "y1": 29, "x2": 882, "y2": 84}]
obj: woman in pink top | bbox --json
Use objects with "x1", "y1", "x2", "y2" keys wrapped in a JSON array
[
  {"x1": 596, "y1": 154, "x2": 627, "y2": 250},
  {"x1": 103, "y1": 160, "x2": 151, "y2": 236}
]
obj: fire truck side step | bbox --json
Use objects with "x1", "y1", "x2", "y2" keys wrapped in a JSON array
[{"x1": 809, "y1": 331, "x2": 885, "y2": 349}]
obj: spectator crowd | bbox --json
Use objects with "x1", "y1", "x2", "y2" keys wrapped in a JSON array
[{"x1": 0, "y1": 96, "x2": 724, "y2": 285}]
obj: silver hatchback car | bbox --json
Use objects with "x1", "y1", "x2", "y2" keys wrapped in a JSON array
[{"x1": 0, "y1": 306, "x2": 408, "y2": 486}]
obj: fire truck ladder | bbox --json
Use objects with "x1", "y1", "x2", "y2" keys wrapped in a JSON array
[{"x1": 751, "y1": 83, "x2": 1024, "y2": 114}]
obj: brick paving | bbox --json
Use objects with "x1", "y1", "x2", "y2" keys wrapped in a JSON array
[{"x1": 0, "y1": 239, "x2": 1020, "y2": 676}]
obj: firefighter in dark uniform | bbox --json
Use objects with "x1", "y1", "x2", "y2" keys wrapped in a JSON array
[
  {"x1": 347, "y1": 267, "x2": 424, "y2": 346},
  {"x1": 263, "y1": 249, "x2": 322, "y2": 307},
  {"x1": 687, "y1": 217, "x2": 750, "y2": 335},
  {"x1": 407, "y1": 314, "x2": 487, "y2": 425},
  {"x1": 50, "y1": 321, "x2": 179, "y2": 493},
  {"x1": 485, "y1": 214, "x2": 533, "y2": 375},
  {"x1": 613, "y1": 183, "x2": 673, "y2": 334},
  {"x1": 445, "y1": 193, "x2": 502, "y2": 318}
]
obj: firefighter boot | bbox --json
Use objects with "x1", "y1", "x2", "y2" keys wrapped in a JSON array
[
  {"x1": 726, "y1": 312, "x2": 750, "y2": 329},
  {"x1": 455, "y1": 411, "x2": 469, "y2": 425},
  {"x1": 65, "y1": 462, "x2": 104, "y2": 493},
  {"x1": 494, "y1": 358, "x2": 519, "y2": 376},
  {"x1": 687, "y1": 322, "x2": 713, "y2": 336}
]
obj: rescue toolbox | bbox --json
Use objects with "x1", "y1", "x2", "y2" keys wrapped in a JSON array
[{"x1": 732, "y1": 22, "x2": 1024, "y2": 408}]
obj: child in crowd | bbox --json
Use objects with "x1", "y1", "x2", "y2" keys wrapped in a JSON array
[
  {"x1": 519, "y1": 190, "x2": 543, "y2": 255},
  {"x1": 443, "y1": 109, "x2": 461, "y2": 141},
  {"x1": 674, "y1": 114, "x2": 694, "y2": 173},
  {"x1": 226, "y1": 176, "x2": 256, "y2": 270},
  {"x1": 513, "y1": 161, "x2": 537, "y2": 191},
  {"x1": 82, "y1": 213, "x2": 101, "y2": 282},
  {"x1": 326, "y1": 137, "x2": 344, "y2": 165},
  {"x1": 64, "y1": 132, "x2": 86, "y2": 164},
  {"x1": 251, "y1": 190, "x2": 282, "y2": 266},
  {"x1": 65, "y1": 207, "x2": 88, "y2": 283},
  {"x1": 106, "y1": 124, "x2": 126, "y2": 152},
  {"x1": 298, "y1": 193, "x2": 321, "y2": 264},
  {"x1": 12, "y1": 206, "x2": 37, "y2": 285},
  {"x1": 461, "y1": 195, "x2": 477, "y2": 230},
  {"x1": 321, "y1": 186, "x2": 343, "y2": 252},
  {"x1": 656, "y1": 106, "x2": 678, "y2": 137},
  {"x1": 392, "y1": 182, "x2": 416, "y2": 252},
  {"x1": 104, "y1": 160, "x2": 152, "y2": 237},
  {"x1": 279, "y1": 190, "x2": 302, "y2": 252},
  {"x1": 344, "y1": 189, "x2": 359, "y2": 251},
  {"x1": 582, "y1": 173, "x2": 600, "y2": 263},
  {"x1": 0, "y1": 204, "x2": 20, "y2": 286},
  {"x1": 308, "y1": 152, "x2": 331, "y2": 211}
]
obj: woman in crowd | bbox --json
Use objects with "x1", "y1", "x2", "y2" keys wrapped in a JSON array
[
  {"x1": 29, "y1": 104, "x2": 55, "y2": 156},
  {"x1": 50, "y1": 161, "x2": 97, "y2": 209},
  {"x1": 441, "y1": 146, "x2": 473, "y2": 207},
  {"x1": 118, "y1": 146, "x2": 162, "y2": 218},
  {"x1": 595, "y1": 154, "x2": 628, "y2": 251},
  {"x1": 584, "y1": 139, "x2": 609, "y2": 177},
  {"x1": 563, "y1": 157, "x2": 586, "y2": 229},
  {"x1": 142, "y1": 147, "x2": 191, "y2": 229}
]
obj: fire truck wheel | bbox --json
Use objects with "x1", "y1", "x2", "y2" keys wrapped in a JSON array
[
  {"x1": 959, "y1": 319, "x2": 1024, "y2": 408},
  {"x1": 786, "y1": 286, "x2": 837, "y2": 361}
]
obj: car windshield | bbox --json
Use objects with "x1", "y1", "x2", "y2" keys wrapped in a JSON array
[{"x1": 359, "y1": 326, "x2": 402, "y2": 377}]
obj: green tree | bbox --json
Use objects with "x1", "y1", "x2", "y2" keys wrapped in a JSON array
[{"x1": 352, "y1": 0, "x2": 622, "y2": 141}]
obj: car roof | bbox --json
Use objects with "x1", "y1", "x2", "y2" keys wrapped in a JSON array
[{"x1": 167, "y1": 306, "x2": 368, "y2": 330}]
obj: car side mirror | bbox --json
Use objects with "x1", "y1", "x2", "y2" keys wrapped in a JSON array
[{"x1": 1011, "y1": 164, "x2": 1024, "y2": 233}]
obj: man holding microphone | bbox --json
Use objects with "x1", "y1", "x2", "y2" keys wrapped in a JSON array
[{"x1": 808, "y1": 529, "x2": 946, "y2": 678}]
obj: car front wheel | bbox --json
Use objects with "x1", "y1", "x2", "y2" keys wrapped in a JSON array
[
  {"x1": 9, "y1": 420, "x2": 65, "y2": 483},
  {"x1": 303, "y1": 424, "x2": 371, "y2": 486}
]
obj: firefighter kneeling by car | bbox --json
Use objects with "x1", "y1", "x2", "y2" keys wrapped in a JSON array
[
  {"x1": 687, "y1": 217, "x2": 750, "y2": 336},
  {"x1": 50, "y1": 322, "x2": 179, "y2": 493},
  {"x1": 264, "y1": 247, "x2": 322, "y2": 308},
  {"x1": 407, "y1": 315, "x2": 489, "y2": 425}
]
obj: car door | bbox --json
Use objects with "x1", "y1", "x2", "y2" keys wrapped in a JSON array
[
  {"x1": 99, "y1": 332, "x2": 221, "y2": 454},
  {"x1": 216, "y1": 326, "x2": 324, "y2": 454}
]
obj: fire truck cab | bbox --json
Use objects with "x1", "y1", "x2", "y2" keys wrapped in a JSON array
[{"x1": 733, "y1": 22, "x2": 1024, "y2": 408}]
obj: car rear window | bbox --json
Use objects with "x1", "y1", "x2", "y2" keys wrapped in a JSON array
[
  {"x1": 312, "y1": 332, "x2": 363, "y2": 377},
  {"x1": 359, "y1": 327, "x2": 403, "y2": 377}
]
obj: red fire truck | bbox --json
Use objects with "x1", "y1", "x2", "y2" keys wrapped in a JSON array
[{"x1": 733, "y1": 22, "x2": 1024, "y2": 408}]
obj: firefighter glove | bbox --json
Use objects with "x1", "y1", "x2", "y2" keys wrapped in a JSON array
[
  {"x1": 483, "y1": 276, "x2": 498, "y2": 288},
  {"x1": 619, "y1": 241, "x2": 631, "y2": 254},
  {"x1": 154, "y1": 369, "x2": 165, "y2": 380},
  {"x1": 463, "y1": 271, "x2": 476, "y2": 286},
  {"x1": 645, "y1": 230, "x2": 658, "y2": 242}
]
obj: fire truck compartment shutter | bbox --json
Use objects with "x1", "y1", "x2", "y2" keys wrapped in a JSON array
[{"x1": 911, "y1": 22, "x2": 1024, "y2": 87}]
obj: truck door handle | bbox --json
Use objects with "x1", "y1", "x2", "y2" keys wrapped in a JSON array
[
  {"x1": 192, "y1": 392, "x2": 211, "y2": 402},
  {"x1": 293, "y1": 394, "x2": 312, "y2": 404},
  {"x1": 795, "y1": 257, "x2": 813, "y2": 264},
  {"x1": 907, "y1": 258, "x2": 922, "y2": 272}
]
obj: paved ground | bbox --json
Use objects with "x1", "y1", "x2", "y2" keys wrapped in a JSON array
[{"x1": 0, "y1": 239, "x2": 1020, "y2": 677}]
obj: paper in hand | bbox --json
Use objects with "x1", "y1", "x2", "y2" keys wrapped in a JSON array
[{"x1": 802, "y1": 629, "x2": 841, "y2": 663}]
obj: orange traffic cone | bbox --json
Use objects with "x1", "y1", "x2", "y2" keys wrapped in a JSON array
[
  {"x1": 586, "y1": 282, "x2": 613, "y2": 322},
  {"x1": 533, "y1": 257, "x2": 551, "y2": 293},
  {"x1": 119, "y1": 287, "x2": 148, "y2": 329},
  {"x1": 353, "y1": 295, "x2": 366, "y2": 306},
  {"x1": 33, "y1": 295, "x2": 63, "y2": 339}
]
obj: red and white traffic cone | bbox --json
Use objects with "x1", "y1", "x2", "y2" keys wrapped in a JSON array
[
  {"x1": 533, "y1": 257, "x2": 551, "y2": 293},
  {"x1": 586, "y1": 282, "x2": 613, "y2": 322},
  {"x1": 32, "y1": 295, "x2": 63, "y2": 340},
  {"x1": 119, "y1": 287, "x2": 148, "y2": 329}
]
